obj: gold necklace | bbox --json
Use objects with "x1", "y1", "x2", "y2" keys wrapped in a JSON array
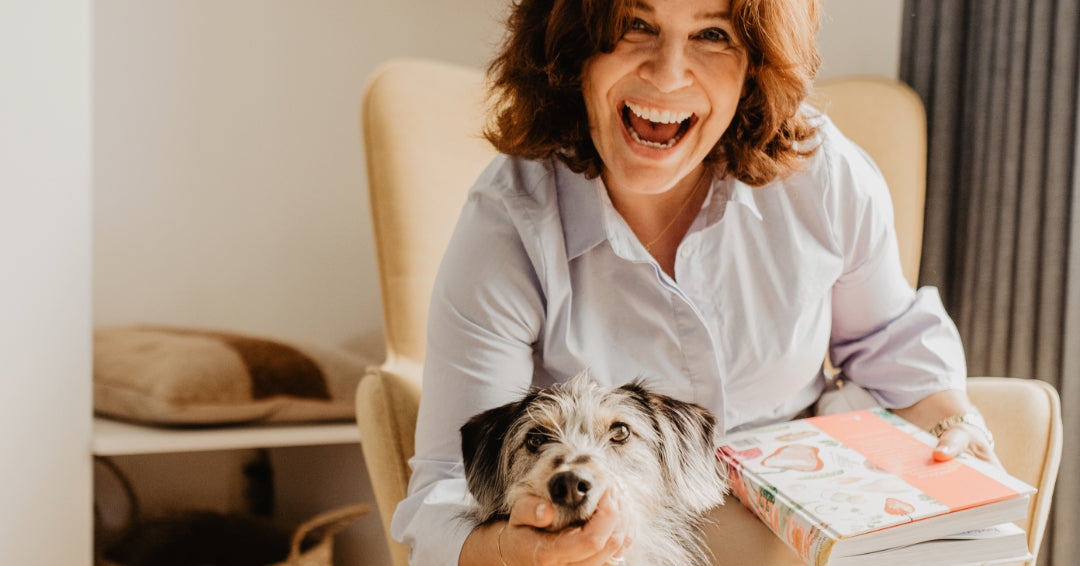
[{"x1": 643, "y1": 173, "x2": 708, "y2": 252}]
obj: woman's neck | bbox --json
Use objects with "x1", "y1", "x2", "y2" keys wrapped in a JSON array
[{"x1": 603, "y1": 168, "x2": 711, "y2": 278}]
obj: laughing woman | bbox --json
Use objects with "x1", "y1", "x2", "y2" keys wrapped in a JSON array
[{"x1": 391, "y1": 0, "x2": 998, "y2": 564}]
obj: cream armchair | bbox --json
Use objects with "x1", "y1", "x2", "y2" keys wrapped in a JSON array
[{"x1": 356, "y1": 59, "x2": 1062, "y2": 566}]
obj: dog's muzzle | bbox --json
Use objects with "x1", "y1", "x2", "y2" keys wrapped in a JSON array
[{"x1": 547, "y1": 470, "x2": 593, "y2": 508}]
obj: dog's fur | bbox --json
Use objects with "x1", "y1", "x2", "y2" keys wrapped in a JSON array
[{"x1": 460, "y1": 373, "x2": 728, "y2": 566}]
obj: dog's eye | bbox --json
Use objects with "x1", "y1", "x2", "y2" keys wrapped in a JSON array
[
  {"x1": 610, "y1": 422, "x2": 631, "y2": 444},
  {"x1": 525, "y1": 428, "x2": 549, "y2": 453}
]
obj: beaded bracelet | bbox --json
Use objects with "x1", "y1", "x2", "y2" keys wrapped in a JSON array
[{"x1": 929, "y1": 413, "x2": 995, "y2": 449}]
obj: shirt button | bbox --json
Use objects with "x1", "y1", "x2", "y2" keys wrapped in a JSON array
[{"x1": 680, "y1": 245, "x2": 694, "y2": 257}]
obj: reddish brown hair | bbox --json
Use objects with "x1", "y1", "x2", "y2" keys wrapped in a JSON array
[{"x1": 484, "y1": 0, "x2": 823, "y2": 186}]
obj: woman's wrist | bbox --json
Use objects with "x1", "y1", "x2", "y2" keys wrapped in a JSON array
[
  {"x1": 892, "y1": 389, "x2": 1000, "y2": 465},
  {"x1": 496, "y1": 523, "x2": 509, "y2": 566},
  {"x1": 930, "y1": 412, "x2": 994, "y2": 449},
  {"x1": 891, "y1": 389, "x2": 972, "y2": 430},
  {"x1": 460, "y1": 522, "x2": 510, "y2": 566}
]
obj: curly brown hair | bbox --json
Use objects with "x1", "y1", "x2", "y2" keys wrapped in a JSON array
[{"x1": 484, "y1": 0, "x2": 822, "y2": 186}]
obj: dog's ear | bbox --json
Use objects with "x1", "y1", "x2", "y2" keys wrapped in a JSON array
[
  {"x1": 460, "y1": 399, "x2": 521, "y2": 520},
  {"x1": 621, "y1": 382, "x2": 729, "y2": 512}
]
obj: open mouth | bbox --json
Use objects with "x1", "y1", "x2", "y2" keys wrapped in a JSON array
[{"x1": 621, "y1": 101, "x2": 696, "y2": 150}]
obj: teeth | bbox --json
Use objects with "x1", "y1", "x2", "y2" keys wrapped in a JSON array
[
  {"x1": 628, "y1": 128, "x2": 678, "y2": 149},
  {"x1": 625, "y1": 101, "x2": 692, "y2": 124}
]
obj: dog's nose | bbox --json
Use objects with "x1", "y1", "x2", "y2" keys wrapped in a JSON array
[{"x1": 548, "y1": 471, "x2": 593, "y2": 508}]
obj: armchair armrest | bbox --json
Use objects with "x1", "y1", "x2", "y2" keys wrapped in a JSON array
[
  {"x1": 355, "y1": 359, "x2": 423, "y2": 566},
  {"x1": 967, "y1": 377, "x2": 1062, "y2": 564}
]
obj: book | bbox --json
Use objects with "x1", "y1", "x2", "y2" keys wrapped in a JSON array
[
  {"x1": 842, "y1": 523, "x2": 1031, "y2": 566},
  {"x1": 716, "y1": 408, "x2": 1035, "y2": 566}
]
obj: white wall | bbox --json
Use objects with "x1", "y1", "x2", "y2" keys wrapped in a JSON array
[
  {"x1": 1, "y1": 2, "x2": 93, "y2": 565},
  {"x1": 94, "y1": 0, "x2": 506, "y2": 348},
  {"x1": 819, "y1": 0, "x2": 905, "y2": 80}
]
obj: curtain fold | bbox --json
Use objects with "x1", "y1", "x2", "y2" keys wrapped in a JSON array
[{"x1": 900, "y1": 1, "x2": 1079, "y2": 565}]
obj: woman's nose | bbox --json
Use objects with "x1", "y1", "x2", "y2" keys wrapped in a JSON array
[{"x1": 640, "y1": 39, "x2": 692, "y2": 93}]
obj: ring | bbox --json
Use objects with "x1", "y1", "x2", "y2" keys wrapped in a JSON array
[{"x1": 606, "y1": 557, "x2": 627, "y2": 565}]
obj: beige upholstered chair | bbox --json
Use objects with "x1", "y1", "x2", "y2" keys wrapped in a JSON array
[{"x1": 356, "y1": 59, "x2": 1062, "y2": 566}]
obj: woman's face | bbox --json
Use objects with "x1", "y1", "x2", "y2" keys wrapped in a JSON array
[{"x1": 582, "y1": 0, "x2": 748, "y2": 195}]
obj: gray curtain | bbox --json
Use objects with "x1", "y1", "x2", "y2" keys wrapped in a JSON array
[{"x1": 900, "y1": 1, "x2": 1079, "y2": 565}]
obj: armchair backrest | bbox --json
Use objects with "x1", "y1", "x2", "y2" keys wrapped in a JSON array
[
  {"x1": 359, "y1": 59, "x2": 496, "y2": 566},
  {"x1": 362, "y1": 59, "x2": 496, "y2": 369}
]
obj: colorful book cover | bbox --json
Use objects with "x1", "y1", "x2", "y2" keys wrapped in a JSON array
[{"x1": 716, "y1": 408, "x2": 1034, "y2": 566}]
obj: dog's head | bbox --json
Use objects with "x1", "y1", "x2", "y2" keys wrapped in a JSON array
[{"x1": 460, "y1": 372, "x2": 727, "y2": 531}]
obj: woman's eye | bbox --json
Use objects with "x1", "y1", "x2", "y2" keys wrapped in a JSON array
[
  {"x1": 610, "y1": 423, "x2": 631, "y2": 444},
  {"x1": 627, "y1": 18, "x2": 652, "y2": 34},
  {"x1": 697, "y1": 27, "x2": 731, "y2": 43},
  {"x1": 525, "y1": 429, "x2": 548, "y2": 452}
]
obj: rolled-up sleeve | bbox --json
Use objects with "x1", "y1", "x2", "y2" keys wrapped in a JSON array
[
  {"x1": 391, "y1": 163, "x2": 544, "y2": 564},
  {"x1": 825, "y1": 129, "x2": 966, "y2": 408}
]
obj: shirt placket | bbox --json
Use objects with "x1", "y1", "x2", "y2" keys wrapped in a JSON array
[{"x1": 658, "y1": 232, "x2": 728, "y2": 432}]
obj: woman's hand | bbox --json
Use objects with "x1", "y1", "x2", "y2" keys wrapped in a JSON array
[
  {"x1": 931, "y1": 419, "x2": 1001, "y2": 467},
  {"x1": 507, "y1": 489, "x2": 635, "y2": 566},
  {"x1": 463, "y1": 488, "x2": 635, "y2": 566},
  {"x1": 890, "y1": 389, "x2": 1002, "y2": 468}
]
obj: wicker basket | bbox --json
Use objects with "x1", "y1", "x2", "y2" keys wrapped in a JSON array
[{"x1": 272, "y1": 504, "x2": 371, "y2": 566}]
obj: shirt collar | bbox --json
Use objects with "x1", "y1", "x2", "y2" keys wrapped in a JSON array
[
  {"x1": 555, "y1": 161, "x2": 609, "y2": 260},
  {"x1": 594, "y1": 178, "x2": 648, "y2": 261},
  {"x1": 728, "y1": 178, "x2": 764, "y2": 220},
  {"x1": 554, "y1": 161, "x2": 764, "y2": 260}
]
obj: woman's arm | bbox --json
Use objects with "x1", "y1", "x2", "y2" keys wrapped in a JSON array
[
  {"x1": 461, "y1": 523, "x2": 506, "y2": 566},
  {"x1": 820, "y1": 123, "x2": 997, "y2": 464},
  {"x1": 392, "y1": 175, "x2": 546, "y2": 563},
  {"x1": 889, "y1": 388, "x2": 969, "y2": 430}
]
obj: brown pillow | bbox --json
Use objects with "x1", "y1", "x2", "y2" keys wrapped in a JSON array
[{"x1": 94, "y1": 326, "x2": 377, "y2": 425}]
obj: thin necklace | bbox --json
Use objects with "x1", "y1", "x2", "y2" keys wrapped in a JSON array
[{"x1": 643, "y1": 173, "x2": 709, "y2": 252}]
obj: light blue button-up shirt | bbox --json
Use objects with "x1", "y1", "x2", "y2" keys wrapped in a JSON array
[{"x1": 391, "y1": 115, "x2": 966, "y2": 564}]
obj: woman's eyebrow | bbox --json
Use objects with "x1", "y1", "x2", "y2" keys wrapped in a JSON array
[{"x1": 700, "y1": 10, "x2": 732, "y2": 21}]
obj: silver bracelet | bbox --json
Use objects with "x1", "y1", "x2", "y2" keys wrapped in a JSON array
[{"x1": 929, "y1": 413, "x2": 994, "y2": 449}]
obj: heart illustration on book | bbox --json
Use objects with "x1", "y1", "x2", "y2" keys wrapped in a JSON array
[
  {"x1": 884, "y1": 497, "x2": 916, "y2": 515},
  {"x1": 761, "y1": 444, "x2": 824, "y2": 472}
]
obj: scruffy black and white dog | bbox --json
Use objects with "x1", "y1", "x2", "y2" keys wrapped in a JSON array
[{"x1": 460, "y1": 372, "x2": 728, "y2": 566}]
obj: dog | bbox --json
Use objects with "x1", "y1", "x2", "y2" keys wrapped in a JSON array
[{"x1": 460, "y1": 372, "x2": 728, "y2": 566}]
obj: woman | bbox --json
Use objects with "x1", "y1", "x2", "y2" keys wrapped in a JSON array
[{"x1": 391, "y1": 0, "x2": 998, "y2": 564}]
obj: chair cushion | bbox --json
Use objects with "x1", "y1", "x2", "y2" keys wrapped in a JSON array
[
  {"x1": 967, "y1": 378, "x2": 1056, "y2": 492},
  {"x1": 94, "y1": 325, "x2": 376, "y2": 425}
]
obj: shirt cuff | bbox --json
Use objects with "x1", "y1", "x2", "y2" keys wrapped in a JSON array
[{"x1": 391, "y1": 476, "x2": 477, "y2": 566}]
